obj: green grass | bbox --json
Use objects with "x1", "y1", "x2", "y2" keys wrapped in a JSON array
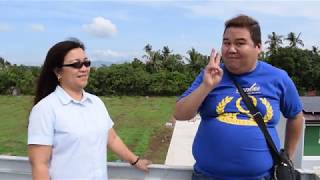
[
  {"x1": 0, "y1": 96, "x2": 33, "y2": 156},
  {"x1": 101, "y1": 96, "x2": 176, "y2": 162},
  {"x1": 0, "y1": 95, "x2": 176, "y2": 163}
]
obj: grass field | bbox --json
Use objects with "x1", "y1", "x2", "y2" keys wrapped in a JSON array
[{"x1": 0, "y1": 95, "x2": 176, "y2": 163}]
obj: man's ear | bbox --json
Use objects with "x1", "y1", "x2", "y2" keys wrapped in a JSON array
[
  {"x1": 256, "y1": 44, "x2": 262, "y2": 55},
  {"x1": 256, "y1": 43, "x2": 262, "y2": 50}
]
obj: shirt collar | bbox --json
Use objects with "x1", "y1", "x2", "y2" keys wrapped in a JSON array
[{"x1": 55, "y1": 86, "x2": 92, "y2": 105}]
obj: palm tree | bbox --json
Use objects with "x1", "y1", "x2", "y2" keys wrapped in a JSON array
[
  {"x1": 160, "y1": 46, "x2": 184, "y2": 72},
  {"x1": 286, "y1": 32, "x2": 304, "y2": 48},
  {"x1": 312, "y1": 46, "x2": 319, "y2": 55},
  {"x1": 187, "y1": 48, "x2": 199, "y2": 65},
  {"x1": 265, "y1": 32, "x2": 283, "y2": 55},
  {"x1": 144, "y1": 44, "x2": 152, "y2": 53},
  {"x1": 162, "y1": 46, "x2": 171, "y2": 59},
  {"x1": 186, "y1": 48, "x2": 208, "y2": 74},
  {"x1": 143, "y1": 44, "x2": 163, "y2": 73},
  {"x1": 143, "y1": 44, "x2": 154, "y2": 61},
  {"x1": 0, "y1": 57, "x2": 11, "y2": 69}
]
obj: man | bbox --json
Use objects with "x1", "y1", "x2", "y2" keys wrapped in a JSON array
[{"x1": 174, "y1": 15, "x2": 304, "y2": 180}]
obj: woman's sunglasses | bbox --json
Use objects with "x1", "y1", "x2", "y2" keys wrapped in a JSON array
[{"x1": 61, "y1": 60, "x2": 91, "y2": 69}]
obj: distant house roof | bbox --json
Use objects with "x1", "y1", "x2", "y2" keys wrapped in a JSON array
[
  {"x1": 301, "y1": 96, "x2": 320, "y2": 113},
  {"x1": 300, "y1": 96, "x2": 320, "y2": 123}
]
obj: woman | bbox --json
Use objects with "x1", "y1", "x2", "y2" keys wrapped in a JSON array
[{"x1": 28, "y1": 39, "x2": 151, "y2": 180}]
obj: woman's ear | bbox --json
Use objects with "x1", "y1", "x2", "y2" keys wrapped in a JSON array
[{"x1": 54, "y1": 68, "x2": 62, "y2": 81}]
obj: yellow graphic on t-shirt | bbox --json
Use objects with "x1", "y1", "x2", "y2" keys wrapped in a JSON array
[
  {"x1": 216, "y1": 96, "x2": 273, "y2": 126},
  {"x1": 236, "y1": 97, "x2": 257, "y2": 115}
]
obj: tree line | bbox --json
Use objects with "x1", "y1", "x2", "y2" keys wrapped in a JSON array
[{"x1": 0, "y1": 32, "x2": 319, "y2": 96}]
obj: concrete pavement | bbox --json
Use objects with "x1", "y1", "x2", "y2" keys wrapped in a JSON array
[{"x1": 165, "y1": 115, "x2": 200, "y2": 167}]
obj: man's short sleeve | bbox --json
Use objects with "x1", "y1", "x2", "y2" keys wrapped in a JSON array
[
  {"x1": 178, "y1": 70, "x2": 204, "y2": 100},
  {"x1": 280, "y1": 72, "x2": 303, "y2": 119}
]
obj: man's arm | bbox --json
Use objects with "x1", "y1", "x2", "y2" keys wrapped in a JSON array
[
  {"x1": 284, "y1": 111, "x2": 304, "y2": 159},
  {"x1": 174, "y1": 83, "x2": 212, "y2": 120},
  {"x1": 174, "y1": 49, "x2": 223, "y2": 120}
]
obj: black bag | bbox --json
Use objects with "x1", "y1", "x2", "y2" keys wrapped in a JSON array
[
  {"x1": 273, "y1": 149, "x2": 300, "y2": 180},
  {"x1": 229, "y1": 74, "x2": 301, "y2": 180}
]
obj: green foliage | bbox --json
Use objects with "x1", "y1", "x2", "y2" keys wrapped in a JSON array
[
  {"x1": 264, "y1": 32, "x2": 320, "y2": 95},
  {"x1": 1, "y1": 35, "x2": 320, "y2": 96},
  {"x1": 286, "y1": 32, "x2": 304, "y2": 48},
  {"x1": 0, "y1": 57, "x2": 11, "y2": 68},
  {"x1": 186, "y1": 48, "x2": 209, "y2": 76},
  {"x1": 148, "y1": 71, "x2": 191, "y2": 95},
  {"x1": 265, "y1": 32, "x2": 283, "y2": 56},
  {"x1": 0, "y1": 63, "x2": 40, "y2": 95},
  {"x1": 0, "y1": 69, "x2": 10, "y2": 94},
  {"x1": 267, "y1": 47, "x2": 318, "y2": 94},
  {"x1": 87, "y1": 63, "x2": 150, "y2": 96}
]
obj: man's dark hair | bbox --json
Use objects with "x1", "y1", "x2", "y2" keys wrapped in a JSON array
[{"x1": 224, "y1": 14, "x2": 261, "y2": 46}]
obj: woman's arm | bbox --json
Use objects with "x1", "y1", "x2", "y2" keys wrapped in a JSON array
[
  {"x1": 107, "y1": 128, "x2": 151, "y2": 172},
  {"x1": 28, "y1": 145, "x2": 52, "y2": 180}
]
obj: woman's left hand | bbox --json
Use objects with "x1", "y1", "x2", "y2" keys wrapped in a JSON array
[{"x1": 134, "y1": 158, "x2": 152, "y2": 172}]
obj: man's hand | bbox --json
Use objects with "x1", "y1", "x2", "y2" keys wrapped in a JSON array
[{"x1": 203, "y1": 48, "x2": 223, "y2": 90}]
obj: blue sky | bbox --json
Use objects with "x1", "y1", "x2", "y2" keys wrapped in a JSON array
[{"x1": 0, "y1": 1, "x2": 320, "y2": 66}]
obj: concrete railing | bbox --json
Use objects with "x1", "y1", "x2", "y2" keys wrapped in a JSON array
[
  {"x1": 0, "y1": 155, "x2": 193, "y2": 180},
  {"x1": 0, "y1": 155, "x2": 319, "y2": 180}
]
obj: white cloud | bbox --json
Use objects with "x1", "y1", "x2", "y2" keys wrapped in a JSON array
[
  {"x1": 175, "y1": 1, "x2": 320, "y2": 20},
  {"x1": 175, "y1": 1, "x2": 320, "y2": 49},
  {"x1": 30, "y1": 24, "x2": 45, "y2": 32},
  {"x1": 83, "y1": 17, "x2": 117, "y2": 38},
  {"x1": 90, "y1": 49, "x2": 142, "y2": 64},
  {"x1": 91, "y1": 49, "x2": 126, "y2": 60},
  {"x1": 0, "y1": 24, "x2": 10, "y2": 32},
  {"x1": 241, "y1": 2, "x2": 320, "y2": 20}
]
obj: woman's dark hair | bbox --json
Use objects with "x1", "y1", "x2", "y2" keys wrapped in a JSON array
[
  {"x1": 33, "y1": 38, "x2": 85, "y2": 105},
  {"x1": 224, "y1": 14, "x2": 261, "y2": 46}
]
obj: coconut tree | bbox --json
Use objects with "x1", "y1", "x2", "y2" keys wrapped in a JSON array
[
  {"x1": 265, "y1": 32, "x2": 283, "y2": 55},
  {"x1": 286, "y1": 32, "x2": 304, "y2": 48},
  {"x1": 186, "y1": 48, "x2": 208, "y2": 75},
  {"x1": 143, "y1": 44, "x2": 163, "y2": 73},
  {"x1": 162, "y1": 46, "x2": 171, "y2": 60},
  {"x1": 312, "y1": 46, "x2": 319, "y2": 55}
]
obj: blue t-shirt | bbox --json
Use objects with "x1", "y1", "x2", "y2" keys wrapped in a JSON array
[{"x1": 180, "y1": 61, "x2": 302, "y2": 180}]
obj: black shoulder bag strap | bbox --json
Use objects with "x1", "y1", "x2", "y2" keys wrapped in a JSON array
[{"x1": 228, "y1": 74, "x2": 282, "y2": 165}]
